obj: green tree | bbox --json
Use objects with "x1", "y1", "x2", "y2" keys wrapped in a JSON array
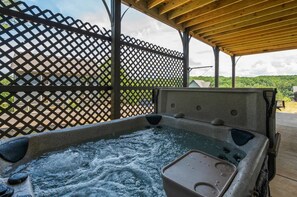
[
  {"x1": 190, "y1": 75, "x2": 297, "y2": 101},
  {"x1": 1, "y1": 0, "x2": 15, "y2": 29}
]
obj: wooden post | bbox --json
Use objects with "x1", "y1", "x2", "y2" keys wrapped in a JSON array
[
  {"x1": 231, "y1": 55, "x2": 236, "y2": 88},
  {"x1": 182, "y1": 29, "x2": 190, "y2": 87},
  {"x1": 110, "y1": 0, "x2": 121, "y2": 119},
  {"x1": 213, "y1": 46, "x2": 220, "y2": 88}
]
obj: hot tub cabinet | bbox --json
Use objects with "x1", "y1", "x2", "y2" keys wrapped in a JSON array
[{"x1": 0, "y1": 88, "x2": 280, "y2": 197}]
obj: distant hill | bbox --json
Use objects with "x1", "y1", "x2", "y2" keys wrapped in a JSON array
[{"x1": 190, "y1": 75, "x2": 297, "y2": 101}]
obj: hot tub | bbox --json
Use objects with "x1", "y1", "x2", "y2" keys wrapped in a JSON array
[{"x1": 0, "y1": 88, "x2": 280, "y2": 197}]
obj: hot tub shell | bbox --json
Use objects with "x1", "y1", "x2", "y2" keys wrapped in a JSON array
[{"x1": 0, "y1": 88, "x2": 280, "y2": 197}]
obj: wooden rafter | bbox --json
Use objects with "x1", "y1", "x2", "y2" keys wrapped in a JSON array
[
  {"x1": 210, "y1": 23, "x2": 297, "y2": 42},
  {"x1": 122, "y1": 0, "x2": 182, "y2": 30},
  {"x1": 204, "y1": 14, "x2": 297, "y2": 40},
  {"x1": 217, "y1": 29, "x2": 297, "y2": 46},
  {"x1": 164, "y1": 0, "x2": 214, "y2": 19},
  {"x1": 235, "y1": 45, "x2": 297, "y2": 56},
  {"x1": 184, "y1": 0, "x2": 267, "y2": 28},
  {"x1": 122, "y1": 0, "x2": 297, "y2": 56},
  {"x1": 174, "y1": 0, "x2": 241, "y2": 23},
  {"x1": 147, "y1": 0, "x2": 166, "y2": 9},
  {"x1": 229, "y1": 37, "x2": 297, "y2": 51},
  {"x1": 196, "y1": 7, "x2": 297, "y2": 35},
  {"x1": 233, "y1": 43, "x2": 297, "y2": 56},
  {"x1": 158, "y1": 0, "x2": 190, "y2": 15},
  {"x1": 191, "y1": 0, "x2": 294, "y2": 30}
]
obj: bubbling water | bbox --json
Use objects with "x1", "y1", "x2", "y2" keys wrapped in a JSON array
[{"x1": 10, "y1": 126, "x2": 245, "y2": 197}]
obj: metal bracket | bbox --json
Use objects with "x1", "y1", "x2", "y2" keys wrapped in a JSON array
[{"x1": 188, "y1": 66, "x2": 213, "y2": 73}]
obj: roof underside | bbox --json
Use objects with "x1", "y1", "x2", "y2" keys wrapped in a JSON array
[{"x1": 122, "y1": 0, "x2": 297, "y2": 56}]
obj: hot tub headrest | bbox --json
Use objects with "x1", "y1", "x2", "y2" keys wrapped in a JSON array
[
  {"x1": 0, "y1": 137, "x2": 29, "y2": 163},
  {"x1": 231, "y1": 129, "x2": 254, "y2": 146},
  {"x1": 146, "y1": 114, "x2": 162, "y2": 125}
]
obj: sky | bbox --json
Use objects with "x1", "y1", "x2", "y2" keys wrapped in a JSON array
[{"x1": 23, "y1": 0, "x2": 297, "y2": 77}]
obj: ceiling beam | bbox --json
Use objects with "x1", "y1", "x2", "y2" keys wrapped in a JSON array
[
  {"x1": 209, "y1": 23, "x2": 297, "y2": 42},
  {"x1": 229, "y1": 40, "x2": 297, "y2": 52},
  {"x1": 193, "y1": 6, "x2": 297, "y2": 35},
  {"x1": 122, "y1": 0, "x2": 183, "y2": 30},
  {"x1": 121, "y1": 0, "x2": 297, "y2": 56},
  {"x1": 174, "y1": 0, "x2": 241, "y2": 23},
  {"x1": 233, "y1": 43, "x2": 297, "y2": 56},
  {"x1": 165, "y1": 0, "x2": 214, "y2": 20},
  {"x1": 227, "y1": 36, "x2": 297, "y2": 50},
  {"x1": 189, "y1": 0, "x2": 294, "y2": 30},
  {"x1": 184, "y1": 0, "x2": 268, "y2": 28},
  {"x1": 234, "y1": 45, "x2": 297, "y2": 56},
  {"x1": 147, "y1": 0, "x2": 166, "y2": 9},
  {"x1": 159, "y1": 0, "x2": 190, "y2": 15},
  {"x1": 204, "y1": 14, "x2": 297, "y2": 40},
  {"x1": 217, "y1": 29, "x2": 297, "y2": 46}
]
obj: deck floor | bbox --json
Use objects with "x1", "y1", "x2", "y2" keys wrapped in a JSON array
[{"x1": 270, "y1": 113, "x2": 297, "y2": 196}]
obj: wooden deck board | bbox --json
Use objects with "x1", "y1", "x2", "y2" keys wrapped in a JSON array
[
  {"x1": 270, "y1": 113, "x2": 297, "y2": 196},
  {"x1": 270, "y1": 175, "x2": 297, "y2": 197}
]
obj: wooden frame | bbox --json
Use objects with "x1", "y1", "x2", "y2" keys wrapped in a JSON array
[{"x1": 122, "y1": 0, "x2": 297, "y2": 56}]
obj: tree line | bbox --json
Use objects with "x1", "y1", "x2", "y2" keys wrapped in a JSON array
[{"x1": 190, "y1": 75, "x2": 297, "y2": 101}]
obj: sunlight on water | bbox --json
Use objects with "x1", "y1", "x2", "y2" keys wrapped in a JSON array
[{"x1": 11, "y1": 126, "x2": 245, "y2": 197}]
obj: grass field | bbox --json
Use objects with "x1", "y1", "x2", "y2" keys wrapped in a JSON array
[{"x1": 277, "y1": 102, "x2": 297, "y2": 113}]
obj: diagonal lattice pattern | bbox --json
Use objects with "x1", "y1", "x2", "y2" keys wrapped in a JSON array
[
  {"x1": 0, "y1": 0, "x2": 184, "y2": 138},
  {"x1": 0, "y1": 0, "x2": 112, "y2": 138},
  {"x1": 120, "y1": 89, "x2": 155, "y2": 118},
  {"x1": 0, "y1": 2, "x2": 111, "y2": 87},
  {"x1": 0, "y1": 90, "x2": 111, "y2": 138},
  {"x1": 120, "y1": 35, "x2": 183, "y2": 117}
]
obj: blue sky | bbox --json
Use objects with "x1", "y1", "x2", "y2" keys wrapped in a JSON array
[{"x1": 23, "y1": 0, "x2": 297, "y2": 77}]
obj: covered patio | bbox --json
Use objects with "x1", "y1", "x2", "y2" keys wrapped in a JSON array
[{"x1": 1, "y1": 0, "x2": 297, "y2": 196}]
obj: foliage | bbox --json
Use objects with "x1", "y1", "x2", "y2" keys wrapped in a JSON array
[
  {"x1": 1, "y1": 0, "x2": 16, "y2": 29},
  {"x1": 0, "y1": 78, "x2": 13, "y2": 111},
  {"x1": 190, "y1": 75, "x2": 297, "y2": 101}
]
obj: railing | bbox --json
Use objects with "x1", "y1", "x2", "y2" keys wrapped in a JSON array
[{"x1": 0, "y1": 0, "x2": 183, "y2": 138}]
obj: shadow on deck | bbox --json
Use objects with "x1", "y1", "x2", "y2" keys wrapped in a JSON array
[{"x1": 270, "y1": 113, "x2": 297, "y2": 196}]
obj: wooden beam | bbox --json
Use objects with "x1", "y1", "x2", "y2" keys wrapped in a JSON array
[
  {"x1": 159, "y1": 0, "x2": 190, "y2": 15},
  {"x1": 122, "y1": 0, "x2": 183, "y2": 30},
  {"x1": 229, "y1": 37, "x2": 297, "y2": 49},
  {"x1": 183, "y1": 0, "x2": 267, "y2": 28},
  {"x1": 227, "y1": 37, "x2": 297, "y2": 51},
  {"x1": 166, "y1": 0, "x2": 214, "y2": 19},
  {"x1": 193, "y1": 6, "x2": 297, "y2": 35},
  {"x1": 233, "y1": 43, "x2": 297, "y2": 56},
  {"x1": 218, "y1": 47, "x2": 234, "y2": 56},
  {"x1": 218, "y1": 29, "x2": 297, "y2": 46},
  {"x1": 189, "y1": 32, "x2": 217, "y2": 49},
  {"x1": 221, "y1": 35, "x2": 297, "y2": 48},
  {"x1": 204, "y1": 14, "x2": 297, "y2": 40},
  {"x1": 190, "y1": 0, "x2": 294, "y2": 31},
  {"x1": 235, "y1": 45, "x2": 297, "y2": 56},
  {"x1": 174, "y1": 0, "x2": 241, "y2": 22},
  {"x1": 213, "y1": 24, "x2": 297, "y2": 43},
  {"x1": 147, "y1": 0, "x2": 166, "y2": 9},
  {"x1": 190, "y1": 33, "x2": 234, "y2": 56},
  {"x1": 209, "y1": 23, "x2": 297, "y2": 42}
]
